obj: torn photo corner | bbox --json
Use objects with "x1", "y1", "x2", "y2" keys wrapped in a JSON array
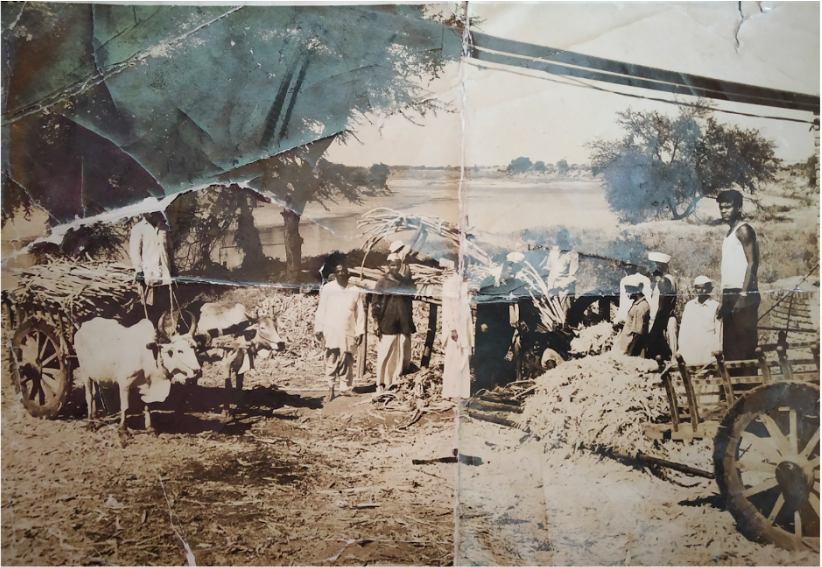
[{"x1": 1, "y1": 2, "x2": 819, "y2": 566}]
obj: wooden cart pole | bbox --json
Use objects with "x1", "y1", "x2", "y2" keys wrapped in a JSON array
[
  {"x1": 420, "y1": 302, "x2": 438, "y2": 368},
  {"x1": 357, "y1": 295, "x2": 370, "y2": 380}
]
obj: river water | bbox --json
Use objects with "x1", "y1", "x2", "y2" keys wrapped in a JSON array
[{"x1": 223, "y1": 176, "x2": 615, "y2": 266}]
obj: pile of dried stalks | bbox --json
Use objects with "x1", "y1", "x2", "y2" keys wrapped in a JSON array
[
  {"x1": 516, "y1": 354, "x2": 666, "y2": 454},
  {"x1": 517, "y1": 353, "x2": 714, "y2": 476},
  {"x1": 256, "y1": 291, "x2": 322, "y2": 358},
  {"x1": 569, "y1": 321, "x2": 617, "y2": 356},
  {"x1": 371, "y1": 367, "x2": 453, "y2": 428},
  {"x1": 358, "y1": 208, "x2": 492, "y2": 266},
  {"x1": 12, "y1": 258, "x2": 141, "y2": 322}
]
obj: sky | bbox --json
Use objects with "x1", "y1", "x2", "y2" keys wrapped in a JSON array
[{"x1": 325, "y1": 1, "x2": 820, "y2": 168}]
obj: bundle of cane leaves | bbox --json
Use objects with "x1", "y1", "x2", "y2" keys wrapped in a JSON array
[
  {"x1": 358, "y1": 208, "x2": 492, "y2": 266},
  {"x1": 516, "y1": 353, "x2": 670, "y2": 458},
  {"x1": 374, "y1": 367, "x2": 451, "y2": 415},
  {"x1": 569, "y1": 321, "x2": 617, "y2": 357},
  {"x1": 13, "y1": 258, "x2": 141, "y2": 323},
  {"x1": 518, "y1": 261, "x2": 566, "y2": 331}
]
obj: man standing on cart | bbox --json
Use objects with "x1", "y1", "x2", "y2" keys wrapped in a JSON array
[
  {"x1": 129, "y1": 211, "x2": 174, "y2": 329},
  {"x1": 717, "y1": 189, "x2": 760, "y2": 363}
]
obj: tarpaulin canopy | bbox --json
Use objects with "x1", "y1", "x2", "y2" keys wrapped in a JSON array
[{"x1": 2, "y1": 3, "x2": 463, "y2": 223}]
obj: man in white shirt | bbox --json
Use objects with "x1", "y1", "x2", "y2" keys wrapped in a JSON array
[
  {"x1": 677, "y1": 276, "x2": 722, "y2": 365},
  {"x1": 129, "y1": 212, "x2": 173, "y2": 327},
  {"x1": 314, "y1": 263, "x2": 365, "y2": 402}
]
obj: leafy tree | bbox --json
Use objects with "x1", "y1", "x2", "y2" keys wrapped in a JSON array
[
  {"x1": 218, "y1": 145, "x2": 392, "y2": 280},
  {"x1": 2, "y1": 4, "x2": 459, "y2": 280},
  {"x1": 556, "y1": 159, "x2": 569, "y2": 175},
  {"x1": 506, "y1": 157, "x2": 533, "y2": 174},
  {"x1": 588, "y1": 104, "x2": 780, "y2": 222},
  {"x1": 533, "y1": 161, "x2": 546, "y2": 173}
]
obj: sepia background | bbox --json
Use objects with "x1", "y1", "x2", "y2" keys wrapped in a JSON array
[{"x1": 1, "y1": 2, "x2": 819, "y2": 566}]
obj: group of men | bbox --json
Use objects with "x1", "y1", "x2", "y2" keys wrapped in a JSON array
[
  {"x1": 313, "y1": 242, "x2": 473, "y2": 402},
  {"x1": 137, "y1": 187, "x2": 760, "y2": 402},
  {"x1": 617, "y1": 189, "x2": 760, "y2": 366}
]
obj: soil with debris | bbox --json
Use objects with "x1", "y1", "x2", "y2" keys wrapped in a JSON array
[
  {"x1": 457, "y1": 417, "x2": 819, "y2": 566},
  {"x1": 1, "y1": 287, "x2": 457, "y2": 566},
  {"x1": 1, "y1": 374, "x2": 457, "y2": 566},
  {"x1": 3, "y1": 283, "x2": 819, "y2": 566}
]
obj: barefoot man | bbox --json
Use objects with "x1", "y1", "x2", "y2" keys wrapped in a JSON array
[{"x1": 314, "y1": 263, "x2": 365, "y2": 402}]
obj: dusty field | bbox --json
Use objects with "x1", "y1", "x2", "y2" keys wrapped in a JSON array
[
  {"x1": 3, "y1": 281, "x2": 819, "y2": 565},
  {"x1": 456, "y1": 418, "x2": 820, "y2": 566},
  {"x1": 1, "y1": 353, "x2": 458, "y2": 566}
]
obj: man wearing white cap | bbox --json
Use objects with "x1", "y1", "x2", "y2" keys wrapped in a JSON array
[
  {"x1": 314, "y1": 262, "x2": 365, "y2": 402},
  {"x1": 440, "y1": 258, "x2": 473, "y2": 400},
  {"x1": 646, "y1": 251, "x2": 678, "y2": 360},
  {"x1": 372, "y1": 254, "x2": 416, "y2": 393},
  {"x1": 677, "y1": 276, "x2": 721, "y2": 365},
  {"x1": 615, "y1": 282, "x2": 650, "y2": 356},
  {"x1": 389, "y1": 223, "x2": 425, "y2": 281}
]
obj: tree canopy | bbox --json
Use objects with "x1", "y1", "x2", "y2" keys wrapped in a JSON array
[
  {"x1": 588, "y1": 104, "x2": 780, "y2": 222},
  {"x1": 2, "y1": 4, "x2": 462, "y2": 225},
  {"x1": 506, "y1": 157, "x2": 533, "y2": 174}
]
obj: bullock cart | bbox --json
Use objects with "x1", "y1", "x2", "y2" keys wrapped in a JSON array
[
  {"x1": 640, "y1": 342, "x2": 820, "y2": 551},
  {"x1": 4, "y1": 259, "x2": 142, "y2": 418},
  {"x1": 637, "y1": 286, "x2": 821, "y2": 552}
]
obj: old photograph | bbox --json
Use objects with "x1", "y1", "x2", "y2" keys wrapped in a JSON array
[{"x1": 1, "y1": 2, "x2": 820, "y2": 565}]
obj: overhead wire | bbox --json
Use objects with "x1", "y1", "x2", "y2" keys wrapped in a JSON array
[{"x1": 464, "y1": 57, "x2": 818, "y2": 126}]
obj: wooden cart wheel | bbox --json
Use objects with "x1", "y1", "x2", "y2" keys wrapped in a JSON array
[
  {"x1": 714, "y1": 382, "x2": 820, "y2": 551},
  {"x1": 10, "y1": 319, "x2": 71, "y2": 418}
]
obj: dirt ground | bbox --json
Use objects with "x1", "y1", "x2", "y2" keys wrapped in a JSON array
[
  {"x1": 3, "y1": 292, "x2": 819, "y2": 566},
  {"x1": 4, "y1": 352, "x2": 821, "y2": 566},
  {"x1": 456, "y1": 418, "x2": 819, "y2": 566},
  {"x1": 1, "y1": 353, "x2": 458, "y2": 566}
]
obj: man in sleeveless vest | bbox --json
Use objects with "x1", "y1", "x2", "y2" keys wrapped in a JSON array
[{"x1": 717, "y1": 190, "x2": 760, "y2": 362}]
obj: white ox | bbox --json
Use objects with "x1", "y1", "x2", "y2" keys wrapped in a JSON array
[{"x1": 74, "y1": 318, "x2": 201, "y2": 430}]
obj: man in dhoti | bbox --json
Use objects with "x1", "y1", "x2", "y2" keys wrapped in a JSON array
[
  {"x1": 314, "y1": 263, "x2": 365, "y2": 402},
  {"x1": 129, "y1": 212, "x2": 173, "y2": 329},
  {"x1": 677, "y1": 276, "x2": 721, "y2": 365},
  {"x1": 372, "y1": 254, "x2": 416, "y2": 394},
  {"x1": 717, "y1": 190, "x2": 760, "y2": 363},
  {"x1": 646, "y1": 251, "x2": 678, "y2": 361},
  {"x1": 440, "y1": 258, "x2": 473, "y2": 400}
]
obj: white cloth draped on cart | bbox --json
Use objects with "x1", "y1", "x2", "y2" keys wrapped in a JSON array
[{"x1": 441, "y1": 272, "x2": 474, "y2": 399}]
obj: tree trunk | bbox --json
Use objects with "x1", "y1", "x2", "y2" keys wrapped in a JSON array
[{"x1": 281, "y1": 208, "x2": 303, "y2": 281}]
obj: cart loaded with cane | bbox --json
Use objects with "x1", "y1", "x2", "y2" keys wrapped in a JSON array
[{"x1": 3, "y1": 258, "x2": 166, "y2": 418}]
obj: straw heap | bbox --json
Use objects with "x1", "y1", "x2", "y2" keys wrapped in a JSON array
[{"x1": 12, "y1": 258, "x2": 141, "y2": 324}]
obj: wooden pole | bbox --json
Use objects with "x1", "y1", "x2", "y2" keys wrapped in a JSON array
[
  {"x1": 357, "y1": 295, "x2": 370, "y2": 380},
  {"x1": 420, "y1": 302, "x2": 438, "y2": 368}
]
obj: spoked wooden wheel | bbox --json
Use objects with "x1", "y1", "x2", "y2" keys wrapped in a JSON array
[
  {"x1": 714, "y1": 382, "x2": 820, "y2": 551},
  {"x1": 10, "y1": 319, "x2": 71, "y2": 418}
]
